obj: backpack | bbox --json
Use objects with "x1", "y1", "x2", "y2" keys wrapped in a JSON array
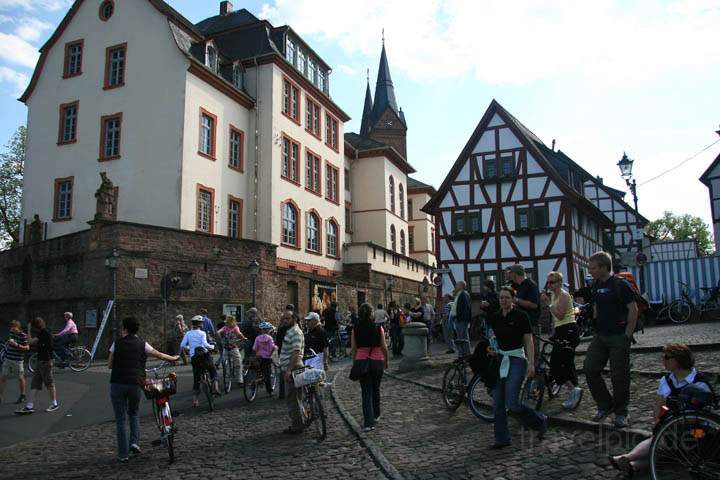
[
  {"x1": 614, "y1": 272, "x2": 649, "y2": 316},
  {"x1": 665, "y1": 372, "x2": 717, "y2": 398}
]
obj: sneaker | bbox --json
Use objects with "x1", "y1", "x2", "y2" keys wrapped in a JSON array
[
  {"x1": 15, "y1": 405, "x2": 34, "y2": 415},
  {"x1": 130, "y1": 444, "x2": 141, "y2": 455},
  {"x1": 591, "y1": 409, "x2": 609, "y2": 422},
  {"x1": 374, "y1": 414, "x2": 381, "y2": 423},
  {"x1": 562, "y1": 387, "x2": 584, "y2": 410},
  {"x1": 118, "y1": 458, "x2": 129, "y2": 464},
  {"x1": 363, "y1": 426, "x2": 375, "y2": 432},
  {"x1": 613, "y1": 414, "x2": 629, "y2": 429},
  {"x1": 46, "y1": 403, "x2": 59, "y2": 412},
  {"x1": 15, "y1": 395, "x2": 27, "y2": 405}
]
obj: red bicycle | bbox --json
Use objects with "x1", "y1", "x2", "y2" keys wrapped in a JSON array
[{"x1": 144, "y1": 365, "x2": 178, "y2": 463}]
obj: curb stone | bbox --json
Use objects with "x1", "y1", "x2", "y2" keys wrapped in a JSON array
[
  {"x1": 328, "y1": 369, "x2": 404, "y2": 480},
  {"x1": 384, "y1": 371, "x2": 652, "y2": 444}
]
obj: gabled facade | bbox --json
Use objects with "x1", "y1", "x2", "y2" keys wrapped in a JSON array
[
  {"x1": 700, "y1": 152, "x2": 720, "y2": 252},
  {"x1": 424, "y1": 100, "x2": 612, "y2": 297}
]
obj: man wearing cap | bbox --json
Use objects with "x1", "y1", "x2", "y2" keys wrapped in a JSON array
[
  {"x1": 304, "y1": 312, "x2": 329, "y2": 371},
  {"x1": 508, "y1": 265, "x2": 540, "y2": 332},
  {"x1": 279, "y1": 310, "x2": 305, "y2": 434}
]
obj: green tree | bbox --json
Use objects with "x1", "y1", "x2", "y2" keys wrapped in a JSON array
[
  {"x1": 645, "y1": 211, "x2": 714, "y2": 256},
  {"x1": 0, "y1": 126, "x2": 26, "y2": 250}
]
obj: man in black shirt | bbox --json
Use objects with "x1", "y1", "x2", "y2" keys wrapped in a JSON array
[
  {"x1": 304, "y1": 312, "x2": 329, "y2": 371},
  {"x1": 16, "y1": 317, "x2": 58, "y2": 414},
  {"x1": 508, "y1": 265, "x2": 540, "y2": 330},
  {"x1": 322, "y1": 302, "x2": 339, "y2": 358},
  {"x1": 583, "y1": 251, "x2": 637, "y2": 429}
]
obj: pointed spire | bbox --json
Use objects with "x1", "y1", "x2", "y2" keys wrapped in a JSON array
[
  {"x1": 372, "y1": 38, "x2": 399, "y2": 121},
  {"x1": 399, "y1": 107, "x2": 406, "y2": 127},
  {"x1": 360, "y1": 70, "x2": 374, "y2": 136}
]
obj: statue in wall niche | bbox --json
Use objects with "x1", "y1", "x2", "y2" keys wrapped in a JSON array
[
  {"x1": 28, "y1": 214, "x2": 43, "y2": 243},
  {"x1": 94, "y1": 172, "x2": 116, "y2": 221}
]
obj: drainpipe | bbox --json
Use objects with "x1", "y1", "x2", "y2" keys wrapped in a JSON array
[{"x1": 252, "y1": 56, "x2": 260, "y2": 239}]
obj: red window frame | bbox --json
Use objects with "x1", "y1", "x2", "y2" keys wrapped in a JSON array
[
  {"x1": 63, "y1": 39, "x2": 84, "y2": 79},
  {"x1": 305, "y1": 96, "x2": 321, "y2": 139},
  {"x1": 57, "y1": 100, "x2": 79, "y2": 145},
  {"x1": 196, "y1": 184, "x2": 215, "y2": 234},
  {"x1": 228, "y1": 195, "x2": 243, "y2": 239},
  {"x1": 103, "y1": 42, "x2": 127, "y2": 90},
  {"x1": 281, "y1": 133, "x2": 301, "y2": 185},
  {"x1": 98, "y1": 112, "x2": 123, "y2": 161},
  {"x1": 325, "y1": 162, "x2": 339, "y2": 204},
  {"x1": 326, "y1": 217, "x2": 340, "y2": 259},
  {"x1": 282, "y1": 77, "x2": 301, "y2": 125},
  {"x1": 325, "y1": 113, "x2": 339, "y2": 151},
  {"x1": 53, "y1": 176, "x2": 74, "y2": 222},
  {"x1": 305, "y1": 148, "x2": 322, "y2": 196},
  {"x1": 305, "y1": 209, "x2": 322, "y2": 255},
  {"x1": 198, "y1": 107, "x2": 217, "y2": 160},
  {"x1": 280, "y1": 199, "x2": 301, "y2": 249},
  {"x1": 228, "y1": 125, "x2": 245, "y2": 172}
]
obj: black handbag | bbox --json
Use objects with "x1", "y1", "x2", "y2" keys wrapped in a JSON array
[{"x1": 349, "y1": 347, "x2": 373, "y2": 381}]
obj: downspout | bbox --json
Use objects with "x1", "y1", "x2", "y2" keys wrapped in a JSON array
[{"x1": 253, "y1": 56, "x2": 260, "y2": 239}]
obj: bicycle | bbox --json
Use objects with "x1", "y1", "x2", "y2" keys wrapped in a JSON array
[
  {"x1": 143, "y1": 365, "x2": 178, "y2": 464},
  {"x1": 441, "y1": 354, "x2": 496, "y2": 423},
  {"x1": 243, "y1": 355, "x2": 279, "y2": 402},
  {"x1": 649, "y1": 387, "x2": 720, "y2": 479},
  {"x1": 328, "y1": 327, "x2": 348, "y2": 361},
  {"x1": 519, "y1": 336, "x2": 568, "y2": 412},
  {"x1": 293, "y1": 352, "x2": 327, "y2": 441},
  {"x1": 28, "y1": 344, "x2": 92, "y2": 373},
  {"x1": 669, "y1": 281, "x2": 720, "y2": 324},
  {"x1": 221, "y1": 351, "x2": 241, "y2": 394}
]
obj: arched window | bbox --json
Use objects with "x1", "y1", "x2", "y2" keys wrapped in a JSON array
[
  {"x1": 399, "y1": 184, "x2": 404, "y2": 219},
  {"x1": 400, "y1": 229, "x2": 406, "y2": 255},
  {"x1": 389, "y1": 176, "x2": 395, "y2": 213},
  {"x1": 306, "y1": 212, "x2": 320, "y2": 252},
  {"x1": 327, "y1": 220, "x2": 338, "y2": 257},
  {"x1": 206, "y1": 44, "x2": 218, "y2": 72},
  {"x1": 282, "y1": 202, "x2": 298, "y2": 246},
  {"x1": 390, "y1": 225, "x2": 397, "y2": 252},
  {"x1": 232, "y1": 63, "x2": 243, "y2": 89}
]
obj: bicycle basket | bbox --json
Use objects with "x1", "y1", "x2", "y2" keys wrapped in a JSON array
[
  {"x1": 292, "y1": 367, "x2": 325, "y2": 388},
  {"x1": 143, "y1": 375, "x2": 177, "y2": 399}
]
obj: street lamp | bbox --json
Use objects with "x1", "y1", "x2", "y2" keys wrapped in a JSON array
[
  {"x1": 248, "y1": 260, "x2": 260, "y2": 307},
  {"x1": 104, "y1": 248, "x2": 119, "y2": 340},
  {"x1": 617, "y1": 153, "x2": 645, "y2": 288}
]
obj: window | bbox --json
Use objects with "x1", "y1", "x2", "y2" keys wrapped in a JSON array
[
  {"x1": 198, "y1": 108, "x2": 217, "y2": 159},
  {"x1": 399, "y1": 184, "x2": 405, "y2": 219},
  {"x1": 99, "y1": 113, "x2": 122, "y2": 160},
  {"x1": 400, "y1": 230, "x2": 406, "y2": 255},
  {"x1": 344, "y1": 168, "x2": 350, "y2": 191},
  {"x1": 305, "y1": 98, "x2": 321, "y2": 137},
  {"x1": 286, "y1": 38, "x2": 295, "y2": 64},
  {"x1": 197, "y1": 186, "x2": 214, "y2": 233},
  {"x1": 306, "y1": 212, "x2": 320, "y2": 252},
  {"x1": 206, "y1": 44, "x2": 218, "y2": 72},
  {"x1": 282, "y1": 78, "x2": 300, "y2": 122},
  {"x1": 281, "y1": 136, "x2": 300, "y2": 183},
  {"x1": 53, "y1": 177, "x2": 73, "y2": 221},
  {"x1": 515, "y1": 205, "x2": 549, "y2": 231},
  {"x1": 306, "y1": 150, "x2": 321, "y2": 194},
  {"x1": 409, "y1": 226, "x2": 415, "y2": 252},
  {"x1": 63, "y1": 40, "x2": 83, "y2": 78},
  {"x1": 326, "y1": 220, "x2": 338, "y2": 257},
  {"x1": 501, "y1": 155, "x2": 514, "y2": 176},
  {"x1": 483, "y1": 154, "x2": 515, "y2": 179},
  {"x1": 58, "y1": 101, "x2": 79, "y2": 145},
  {"x1": 451, "y1": 211, "x2": 482, "y2": 235},
  {"x1": 325, "y1": 114, "x2": 338, "y2": 150},
  {"x1": 232, "y1": 64, "x2": 243, "y2": 89},
  {"x1": 408, "y1": 199, "x2": 413, "y2": 220},
  {"x1": 228, "y1": 196, "x2": 242, "y2": 239},
  {"x1": 282, "y1": 202, "x2": 298, "y2": 246},
  {"x1": 345, "y1": 202, "x2": 352, "y2": 233},
  {"x1": 297, "y1": 50, "x2": 305, "y2": 75},
  {"x1": 326, "y1": 163, "x2": 339, "y2": 203},
  {"x1": 318, "y1": 70, "x2": 326, "y2": 93},
  {"x1": 308, "y1": 58, "x2": 316, "y2": 83},
  {"x1": 99, "y1": 0, "x2": 114, "y2": 21},
  {"x1": 229, "y1": 126, "x2": 244, "y2": 171},
  {"x1": 390, "y1": 225, "x2": 397, "y2": 252},
  {"x1": 104, "y1": 43, "x2": 126, "y2": 89},
  {"x1": 389, "y1": 176, "x2": 395, "y2": 213}
]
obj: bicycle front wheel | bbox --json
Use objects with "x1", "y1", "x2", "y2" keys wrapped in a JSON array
[
  {"x1": 441, "y1": 363, "x2": 465, "y2": 411},
  {"x1": 28, "y1": 353, "x2": 38, "y2": 373},
  {"x1": 669, "y1": 300, "x2": 692, "y2": 324},
  {"x1": 243, "y1": 368, "x2": 258, "y2": 402},
  {"x1": 310, "y1": 388, "x2": 327, "y2": 441},
  {"x1": 650, "y1": 410, "x2": 720, "y2": 480},
  {"x1": 223, "y1": 361, "x2": 232, "y2": 394},
  {"x1": 69, "y1": 347, "x2": 92, "y2": 372},
  {"x1": 468, "y1": 375, "x2": 494, "y2": 422}
]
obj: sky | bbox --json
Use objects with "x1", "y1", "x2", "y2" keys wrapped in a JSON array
[{"x1": 0, "y1": 0, "x2": 719, "y2": 229}]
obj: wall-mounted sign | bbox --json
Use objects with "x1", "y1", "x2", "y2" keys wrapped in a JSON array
[
  {"x1": 134, "y1": 268, "x2": 148, "y2": 279},
  {"x1": 85, "y1": 308, "x2": 97, "y2": 329}
]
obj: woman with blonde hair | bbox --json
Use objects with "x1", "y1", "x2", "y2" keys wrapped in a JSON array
[
  {"x1": 217, "y1": 315, "x2": 247, "y2": 390},
  {"x1": 542, "y1": 271, "x2": 583, "y2": 409}
]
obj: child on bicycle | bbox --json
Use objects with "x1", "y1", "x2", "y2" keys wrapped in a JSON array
[
  {"x1": 217, "y1": 316, "x2": 247, "y2": 385},
  {"x1": 253, "y1": 322, "x2": 277, "y2": 395},
  {"x1": 181, "y1": 315, "x2": 220, "y2": 407}
]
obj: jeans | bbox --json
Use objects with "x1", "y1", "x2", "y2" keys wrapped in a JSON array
[
  {"x1": 454, "y1": 320, "x2": 471, "y2": 357},
  {"x1": 493, "y1": 356, "x2": 546, "y2": 444},
  {"x1": 550, "y1": 323, "x2": 580, "y2": 386},
  {"x1": 110, "y1": 383, "x2": 142, "y2": 459},
  {"x1": 359, "y1": 360, "x2": 384, "y2": 428},
  {"x1": 259, "y1": 358, "x2": 274, "y2": 394},
  {"x1": 443, "y1": 317, "x2": 456, "y2": 352},
  {"x1": 583, "y1": 334, "x2": 631, "y2": 416},
  {"x1": 285, "y1": 377, "x2": 304, "y2": 431}
]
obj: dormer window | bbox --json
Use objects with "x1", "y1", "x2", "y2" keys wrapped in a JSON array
[
  {"x1": 232, "y1": 63, "x2": 243, "y2": 89},
  {"x1": 318, "y1": 70, "x2": 325, "y2": 93},
  {"x1": 297, "y1": 50, "x2": 305, "y2": 75},
  {"x1": 308, "y1": 58, "x2": 316, "y2": 83},
  {"x1": 206, "y1": 44, "x2": 218, "y2": 72},
  {"x1": 286, "y1": 38, "x2": 295, "y2": 65}
]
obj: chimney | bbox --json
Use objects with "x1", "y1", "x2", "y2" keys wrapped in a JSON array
[
  {"x1": 596, "y1": 175, "x2": 603, "y2": 184},
  {"x1": 220, "y1": 1, "x2": 233, "y2": 15},
  {"x1": 551, "y1": 139, "x2": 556, "y2": 151}
]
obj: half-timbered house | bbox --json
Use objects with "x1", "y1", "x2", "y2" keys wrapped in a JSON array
[
  {"x1": 424, "y1": 100, "x2": 613, "y2": 298},
  {"x1": 700, "y1": 151, "x2": 720, "y2": 252}
]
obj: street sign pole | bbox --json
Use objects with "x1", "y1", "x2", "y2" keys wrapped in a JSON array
[{"x1": 90, "y1": 299, "x2": 114, "y2": 360}]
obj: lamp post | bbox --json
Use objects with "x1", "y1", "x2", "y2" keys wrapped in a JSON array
[
  {"x1": 249, "y1": 260, "x2": 260, "y2": 307},
  {"x1": 617, "y1": 153, "x2": 645, "y2": 289},
  {"x1": 104, "y1": 248, "x2": 119, "y2": 340}
]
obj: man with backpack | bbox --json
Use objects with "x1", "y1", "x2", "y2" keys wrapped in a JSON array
[{"x1": 584, "y1": 251, "x2": 638, "y2": 429}]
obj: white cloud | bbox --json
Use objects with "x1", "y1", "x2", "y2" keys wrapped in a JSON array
[
  {"x1": 337, "y1": 64, "x2": 356, "y2": 75},
  {"x1": 259, "y1": 0, "x2": 720, "y2": 85},
  {"x1": 0, "y1": 65, "x2": 28, "y2": 96},
  {"x1": 0, "y1": 31, "x2": 39, "y2": 68},
  {"x1": 0, "y1": 0, "x2": 71, "y2": 11},
  {"x1": 14, "y1": 17, "x2": 52, "y2": 42}
]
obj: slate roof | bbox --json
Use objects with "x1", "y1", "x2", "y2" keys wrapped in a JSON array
[
  {"x1": 360, "y1": 80, "x2": 374, "y2": 137},
  {"x1": 195, "y1": 8, "x2": 262, "y2": 36},
  {"x1": 372, "y1": 43, "x2": 400, "y2": 122},
  {"x1": 407, "y1": 177, "x2": 435, "y2": 192},
  {"x1": 344, "y1": 132, "x2": 416, "y2": 174}
]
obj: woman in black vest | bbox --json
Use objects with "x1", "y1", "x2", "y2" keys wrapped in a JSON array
[
  {"x1": 351, "y1": 303, "x2": 389, "y2": 432},
  {"x1": 108, "y1": 316, "x2": 178, "y2": 463}
]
